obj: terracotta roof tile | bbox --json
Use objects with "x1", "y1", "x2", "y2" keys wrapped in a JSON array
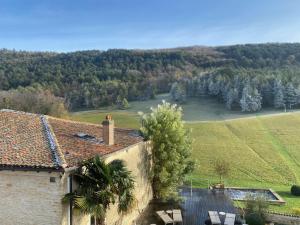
[
  {"x1": 0, "y1": 110, "x2": 143, "y2": 170},
  {"x1": 47, "y1": 117, "x2": 142, "y2": 167},
  {"x1": 0, "y1": 110, "x2": 58, "y2": 168}
]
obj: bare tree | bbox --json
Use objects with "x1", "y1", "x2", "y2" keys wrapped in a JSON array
[{"x1": 214, "y1": 159, "x2": 230, "y2": 184}]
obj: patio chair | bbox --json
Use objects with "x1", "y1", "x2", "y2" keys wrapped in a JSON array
[
  {"x1": 172, "y1": 209, "x2": 183, "y2": 224},
  {"x1": 224, "y1": 213, "x2": 236, "y2": 225},
  {"x1": 208, "y1": 211, "x2": 221, "y2": 225},
  {"x1": 156, "y1": 210, "x2": 174, "y2": 225}
]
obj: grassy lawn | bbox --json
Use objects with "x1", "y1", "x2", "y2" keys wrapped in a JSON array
[
  {"x1": 70, "y1": 110, "x2": 140, "y2": 129},
  {"x1": 69, "y1": 95, "x2": 300, "y2": 214},
  {"x1": 71, "y1": 93, "x2": 300, "y2": 122}
]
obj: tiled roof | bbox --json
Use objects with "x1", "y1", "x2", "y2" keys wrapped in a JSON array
[
  {"x1": 0, "y1": 110, "x2": 143, "y2": 170},
  {"x1": 48, "y1": 117, "x2": 143, "y2": 167}
]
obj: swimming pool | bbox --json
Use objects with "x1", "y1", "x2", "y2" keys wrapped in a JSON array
[{"x1": 226, "y1": 187, "x2": 285, "y2": 205}]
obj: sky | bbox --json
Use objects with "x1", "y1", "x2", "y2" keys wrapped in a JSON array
[{"x1": 1, "y1": 0, "x2": 300, "y2": 52}]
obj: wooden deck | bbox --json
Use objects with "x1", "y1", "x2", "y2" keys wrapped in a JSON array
[{"x1": 136, "y1": 187, "x2": 238, "y2": 225}]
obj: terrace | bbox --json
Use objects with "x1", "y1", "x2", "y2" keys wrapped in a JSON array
[{"x1": 136, "y1": 187, "x2": 239, "y2": 225}]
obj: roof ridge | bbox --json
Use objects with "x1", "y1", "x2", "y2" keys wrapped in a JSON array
[
  {"x1": 48, "y1": 116, "x2": 102, "y2": 127},
  {"x1": 1, "y1": 109, "x2": 138, "y2": 133},
  {"x1": 0, "y1": 109, "x2": 40, "y2": 116},
  {"x1": 41, "y1": 115, "x2": 67, "y2": 169},
  {"x1": 48, "y1": 116, "x2": 138, "y2": 131}
]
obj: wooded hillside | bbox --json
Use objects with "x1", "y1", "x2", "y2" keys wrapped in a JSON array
[{"x1": 1, "y1": 43, "x2": 300, "y2": 111}]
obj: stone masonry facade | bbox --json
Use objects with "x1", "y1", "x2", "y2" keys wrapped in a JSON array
[{"x1": 0, "y1": 142, "x2": 152, "y2": 225}]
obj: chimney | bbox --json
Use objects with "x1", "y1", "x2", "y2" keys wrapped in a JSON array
[{"x1": 102, "y1": 115, "x2": 114, "y2": 145}]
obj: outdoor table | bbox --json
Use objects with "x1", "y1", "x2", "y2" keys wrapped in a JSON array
[
  {"x1": 208, "y1": 211, "x2": 221, "y2": 225},
  {"x1": 172, "y1": 209, "x2": 183, "y2": 223},
  {"x1": 224, "y1": 213, "x2": 236, "y2": 225}
]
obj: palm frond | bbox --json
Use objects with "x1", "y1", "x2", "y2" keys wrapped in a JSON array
[{"x1": 62, "y1": 156, "x2": 136, "y2": 220}]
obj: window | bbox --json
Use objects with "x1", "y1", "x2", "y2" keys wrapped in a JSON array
[{"x1": 90, "y1": 216, "x2": 96, "y2": 225}]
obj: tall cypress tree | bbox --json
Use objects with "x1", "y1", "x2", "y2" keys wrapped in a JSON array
[
  {"x1": 140, "y1": 101, "x2": 194, "y2": 199},
  {"x1": 273, "y1": 79, "x2": 285, "y2": 109},
  {"x1": 284, "y1": 83, "x2": 297, "y2": 109}
]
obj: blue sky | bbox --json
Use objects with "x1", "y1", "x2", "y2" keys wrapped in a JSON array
[{"x1": 1, "y1": 0, "x2": 300, "y2": 52}]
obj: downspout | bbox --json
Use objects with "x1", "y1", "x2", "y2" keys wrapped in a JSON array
[{"x1": 67, "y1": 176, "x2": 73, "y2": 225}]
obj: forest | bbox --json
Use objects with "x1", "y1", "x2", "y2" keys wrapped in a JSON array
[
  {"x1": 1, "y1": 43, "x2": 300, "y2": 112},
  {"x1": 170, "y1": 67, "x2": 300, "y2": 112}
]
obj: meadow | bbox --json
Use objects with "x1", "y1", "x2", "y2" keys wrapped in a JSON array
[{"x1": 69, "y1": 95, "x2": 300, "y2": 214}]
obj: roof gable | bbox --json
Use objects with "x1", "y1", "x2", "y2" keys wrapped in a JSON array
[{"x1": 0, "y1": 110, "x2": 63, "y2": 169}]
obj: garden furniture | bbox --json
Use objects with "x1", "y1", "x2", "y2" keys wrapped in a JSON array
[
  {"x1": 156, "y1": 210, "x2": 174, "y2": 225},
  {"x1": 208, "y1": 211, "x2": 221, "y2": 225},
  {"x1": 172, "y1": 209, "x2": 183, "y2": 224}
]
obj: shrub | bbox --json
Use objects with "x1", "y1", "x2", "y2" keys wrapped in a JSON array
[
  {"x1": 292, "y1": 207, "x2": 300, "y2": 215},
  {"x1": 0, "y1": 88, "x2": 68, "y2": 117},
  {"x1": 245, "y1": 212, "x2": 265, "y2": 225},
  {"x1": 291, "y1": 185, "x2": 300, "y2": 196},
  {"x1": 234, "y1": 218, "x2": 243, "y2": 225},
  {"x1": 244, "y1": 196, "x2": 268, "y2": 225}
]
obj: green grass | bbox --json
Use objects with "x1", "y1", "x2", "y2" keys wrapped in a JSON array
[
  {"x1": 69, "y1": 95, "x2": 300, "y2": 214},
  {"x1": 186, "y1": 114, "x2": 300, "y2": 214},
  {"x1": 71, "y1": 94, "x2": 300, "y2": 122},
  {"x1": 70, "y1": 110, "x2": 140, "y2": 129}
]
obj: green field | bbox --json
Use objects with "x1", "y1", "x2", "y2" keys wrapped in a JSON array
[
  {"x1": 71, "y1": 94, "x2": 300, "y2": 123},
  {"x1": 69, "y1": 96, "x2": 300, "y2": 214}
]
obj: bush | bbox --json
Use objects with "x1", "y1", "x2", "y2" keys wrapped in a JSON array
[
  {"x1": 291, "y1": 185, "x2": 300, "y2": 196},
  {"x1": 245, "y1": 212, "x2": 265, "y2": 225},
  {"x1": 244, "y1": 196, "x2": 268, "y2": 225},
  {"x1": 292, "y1": 207, "x2": 300, "y2": 215},
  {"x1": 234, "y1": 218, "x2": 243, "y2": 225},
  {"x1": 0, "y1": 88, "x2": 68, "y2": 117}
]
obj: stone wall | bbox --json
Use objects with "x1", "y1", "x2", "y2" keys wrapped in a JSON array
[
  {"x1": 103, "y1": 141, "x2": 153, "y2": 225},
  {"x1": 0, "y1": 170, "x2": 65, "y2": 225},
  {"x1": 0, "y1": 141, "x2": 152, "y2": 225},
  {"x1": 70, "y1": 141, "x2": 153, "y2": 225},
  {"x1": 266, "y1": 213, "x2": 300, "y2": 225}
]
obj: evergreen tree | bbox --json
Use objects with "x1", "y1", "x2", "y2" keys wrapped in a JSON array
[
  {"x1": 121, "y1": 98, "x2": 130, "y2": 109},
  {"x1": 116, "y1": 96, "x2": 130, "y2": 109},
  {"x1": 273, "y1": 79, "x2": 285, "y2": 109},
  {"x1": 240, "y1": 86, "x2": 262, "y2": 112},
  {"x1": 140, "y1": 101, "x2": 194, "y2": 199},
  {"x1": 284, "y1": 83, "x2": 297, "y2": 109},
  {"x1": 226, "y1": 87, "x2": 239, "y2": 110},
  {"x1": 261, "y1": 80, "x2": 274, "y2": 106},
  {"x1": 170, "y1": 82, "x2": 187, "y2": 103}
]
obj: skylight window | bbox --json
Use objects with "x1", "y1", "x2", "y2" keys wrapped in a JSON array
[
  {"x1": 74, "y1": 132, "x2": 103, "y2": 144},
  {"x1": 75, "y1": 132, "x2": 94, "y2": 139}
]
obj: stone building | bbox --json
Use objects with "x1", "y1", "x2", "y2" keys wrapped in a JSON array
[{"x1": 0, "y1": 109, "x2": 152, "y2": 225}]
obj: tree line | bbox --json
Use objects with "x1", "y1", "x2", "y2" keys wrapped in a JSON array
[
  {"x1": 170, "y1": 67, "x2": 300, "y2": 112},
  {"x1": 1, "y1": 43, "x2": 300, "y2": 111},
  {"x1": 0, "y1": 85, "x2": 67, "y2": 117}
]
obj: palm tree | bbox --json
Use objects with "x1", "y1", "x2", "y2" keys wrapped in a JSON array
[{"x1": 63, "y1": 155, "x2": 135, "y2": 225}]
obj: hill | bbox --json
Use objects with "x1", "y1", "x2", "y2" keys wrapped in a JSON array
[
  {"x1": 70, "y1": 108, "x2": 300, "y2": 213},
  {"x1": 71, "y1": 106, "x2": 300, "y2": 186},
  {"x1": 189, "y1": 112, "x2": 300, "y2": 213},
  {"x1": 2, "y1": 43, "x2": 300, "y2": 111},
  {"x1": 189, "y1": 113, "x2": 300, "y2": 186}
]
